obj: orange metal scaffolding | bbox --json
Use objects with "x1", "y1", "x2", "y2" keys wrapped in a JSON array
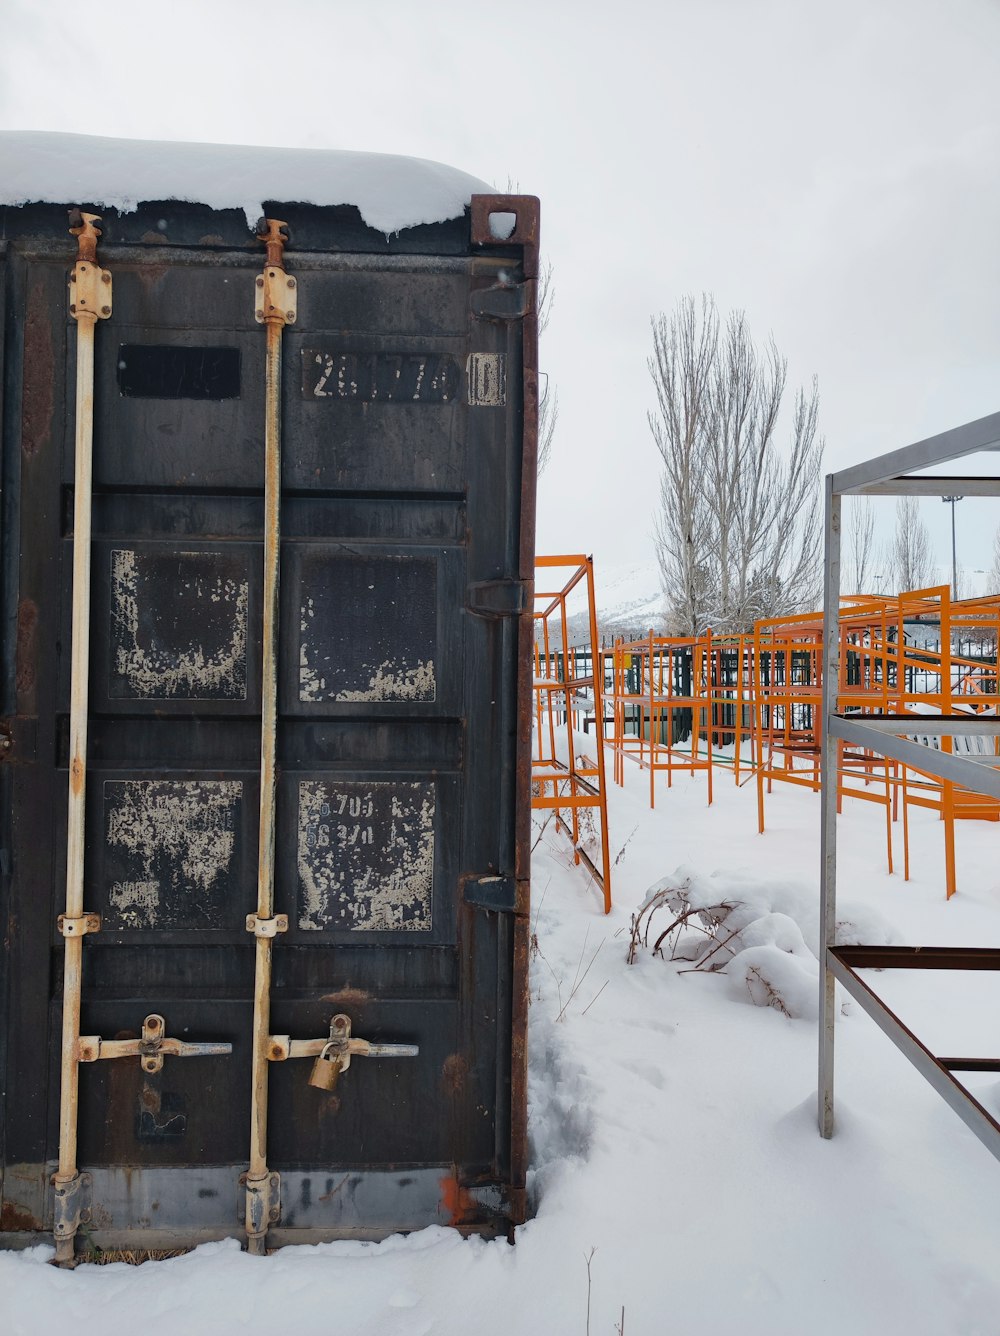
[
  {"x1": 607, "y1": 630, "x2": 755, "y2": 806},
  {"x1": 602, "y1": 588, "x2": 1000, "y2": 896},
  {"x1": 532, "y1": 556, "x2": 612, "y2": 913}
]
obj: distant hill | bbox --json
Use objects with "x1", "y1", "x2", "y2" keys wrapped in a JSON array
[{"x1": 545, "y1": 558, "x2": 665, "y2": 648}]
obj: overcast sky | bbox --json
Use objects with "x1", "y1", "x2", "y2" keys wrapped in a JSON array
[{"x1": 3, "y1": 0, "x2": 999, "y2": 582}]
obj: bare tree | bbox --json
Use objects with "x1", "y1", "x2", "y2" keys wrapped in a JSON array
[
  {"x1": 891, "y1": 496, "x2": 935, "y2": 592},
  {"x1": 649, "y1": 295, "x2": 824, "y2": 633},
  {"x1": 649, "y1": 295, "x2": 717, "y2": 634},
  {"x1": 844, "y1": 497, "x2": 877, "y2": 593},
  {"x1": 537, "y1": 259, "x2": 558, "y2": 473},
  {"x1": 988, "y1": 524, "x2": 1000, "y2": 595}
]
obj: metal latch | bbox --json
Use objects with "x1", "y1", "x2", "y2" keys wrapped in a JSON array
[
  {"x1": 77, "y1": 1013, "x2": 233, "y2": 1074},
  {"x1": 266, "y1": 1013, "x2": 418, "y2": 1092}
]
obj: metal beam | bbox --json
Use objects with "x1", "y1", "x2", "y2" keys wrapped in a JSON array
[
  {"x1": 833, "y1": 715, "x2": 1000, "y2": 736},
  {"x1": 834, "y1": 945, "x2": 1000, "y2": 971},
  {"x1": 829, "y1": 715, "x2": 1000, "y2": 798},
  {"x1": 857, "y1": 476, "x2": 1000, "y2": 498},
  {"x1": 831, "y1": 411, "x2": 1000, "y2": 495},
  {"x1": 827, "y1": 952, "x2": 1000, "y2": 1162}
]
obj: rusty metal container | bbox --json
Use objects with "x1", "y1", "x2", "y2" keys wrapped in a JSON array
[{"x1": 0, "y1": 150, "x2": 537, "y2": 1254}]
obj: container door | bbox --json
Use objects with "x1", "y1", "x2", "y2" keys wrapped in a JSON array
[
  {"x1": 0, "y1": 214, "x2": 532, "y2": 1246},
  {"x1": 265, "y1": 248, "x2": 526, "y2": 1237}
]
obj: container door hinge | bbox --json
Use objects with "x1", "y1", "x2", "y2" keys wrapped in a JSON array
[
  {"x1": 465, "y1": 1180, "x2": 527, "y2": 1224},
  {"x1": 463, "y1": 875, "x2": 525, "y2": 915},
  {"x1": 467, "y1": 579, "x2": 531, "y2": 618},
  {"x1": 472, "y1": 280, "x2": 532, "y2": 321},
  {"x1": 51, "y1": 1171, "x2": 92, "y2": 1248}
]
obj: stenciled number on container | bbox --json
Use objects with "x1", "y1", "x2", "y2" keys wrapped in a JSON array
[
  {"x1": 303, "y1": 349, "x2": 459, "y2": 403},
  {"x1": 297, "y1": 780, "x2": 435, "y2": 932}
]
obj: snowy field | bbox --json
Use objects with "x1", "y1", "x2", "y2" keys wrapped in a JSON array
[{"x1": 4, "y1": 739, "x2": 1000, "y2": 1335}]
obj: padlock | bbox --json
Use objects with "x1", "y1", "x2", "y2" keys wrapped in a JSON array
[{"x1": 308, "y1": 1041, "x2": 343, "y2": 1091}]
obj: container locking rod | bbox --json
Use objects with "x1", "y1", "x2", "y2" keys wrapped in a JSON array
[
  {"x1": 52, "y1": 211, "x2": 112, "y2": 1267},
  {"x1": 245, "y1": 219, "x2": 296, "y2": 1257}
]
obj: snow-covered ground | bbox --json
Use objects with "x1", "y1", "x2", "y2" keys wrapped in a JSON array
[{"x1": 4, "y1": 743, "x2": 1000, "y2": 1335}]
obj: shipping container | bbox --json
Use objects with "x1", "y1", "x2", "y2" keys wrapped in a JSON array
[{"x1": 0, "y1": 135, "x2": 537, "y2": 1258}]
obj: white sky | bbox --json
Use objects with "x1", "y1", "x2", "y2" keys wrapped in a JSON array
[{"x1": 3, "y1": 0, "x2": 999, "y2": 578}]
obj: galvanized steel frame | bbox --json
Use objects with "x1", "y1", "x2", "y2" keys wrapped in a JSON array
[{"x1": 818, "y1": 411, "x2": 1000, "y2": 1152}]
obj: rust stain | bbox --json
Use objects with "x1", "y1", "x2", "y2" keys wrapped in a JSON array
[
  {"x1": 16, "y1": 598, "x2": 38, "y2": 704},
  {"x1": 0, "y1": 1200, "x2": 42, "y2": 1231},
  {"x1": 139, "y1": 1084, "x2": 161, "y2": 1114},
  {"x1": 441, "y1": 1053, "x2": 468, "y2": 1096},
  {"x1": 70, "y1": 755, "x2": 85, "y2": 796},
  {"x1": 21, "y1": 280, "x2": 54, "y2": 460},
  {"x1": 136, "y1": 263, "x2": 169, "y2": 297},
  {"x1": 319, "y1": 987, "x2": 371, "y2": 1006}
]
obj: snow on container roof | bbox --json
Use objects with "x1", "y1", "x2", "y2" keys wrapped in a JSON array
[{"x1": 0, "y1": 131, "x2": 493, "y2": 235}]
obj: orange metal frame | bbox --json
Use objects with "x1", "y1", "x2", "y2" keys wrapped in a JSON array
[
  {"x1": 532, "y1": 556, "x2": 612, "y2": 913},
  {"x1": 601, "y1": 587, "x2": 1000, "y2": 898},
  {"x1": 606, "y1": 630, "x2": 757, "y2": 806}
]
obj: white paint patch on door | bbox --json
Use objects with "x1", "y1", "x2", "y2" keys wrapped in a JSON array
[
  {"x1": 105, "y1": 779, "x2": 242, "y2": 928},
  {"x1": 297, "y1": 780, "x2": 435, "y2": 932},
  {"x1": 111, "y1": 548, "x2": 249, "y2": 700}
]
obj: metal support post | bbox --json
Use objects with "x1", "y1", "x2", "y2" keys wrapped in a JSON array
[{"x1": 818, "y1": 476, "x2": 841, "y2": 1138}]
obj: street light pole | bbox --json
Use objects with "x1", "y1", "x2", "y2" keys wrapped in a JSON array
[{"x1": 942, "y1": 495, "x2": 963, "y2": 599}]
